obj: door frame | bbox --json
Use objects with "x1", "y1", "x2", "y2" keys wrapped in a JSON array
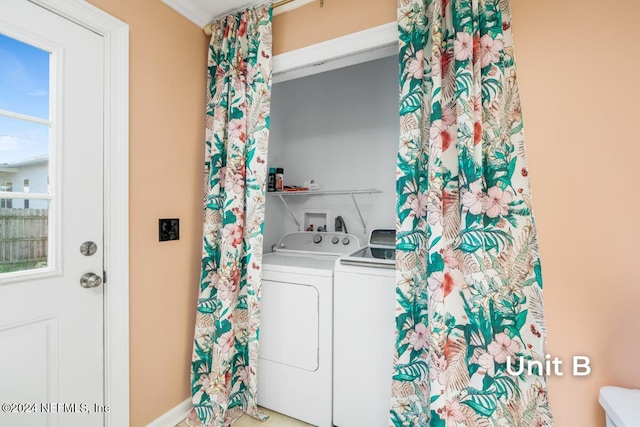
[{"x1": 27, "y1": 1, "x2": 130, "y2": 426}]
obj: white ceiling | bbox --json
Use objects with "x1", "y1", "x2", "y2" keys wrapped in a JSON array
[{"x1": 161, "y1": 0, "x2": 313, "y2": 29}]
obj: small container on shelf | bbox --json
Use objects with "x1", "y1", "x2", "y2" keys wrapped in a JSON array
[
  {"x1": 275, "y1": 168, "x2": 284, "y2": 191},
  {"x1": 268, "y1": 168, "x2": 276, "y2": 192}
]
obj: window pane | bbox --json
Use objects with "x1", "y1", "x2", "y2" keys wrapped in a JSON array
[
  {"x1": 0, "y1": 33, "x2": 50, "y2": 120},
  {"x1": 0, "y1": 199, "x2": 49, "y2": 274},
  {"x1": 0, "y1": 116, "x2": 50, "y2": 194}
]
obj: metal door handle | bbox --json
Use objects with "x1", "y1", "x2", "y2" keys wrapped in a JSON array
[{"x1": 80, "y1": 272, "x2": 103, "y2": 288}]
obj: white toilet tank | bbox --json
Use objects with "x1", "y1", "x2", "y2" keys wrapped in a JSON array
[{"x1": 599, "y1": 386, "x2": 640, "y2": 427}]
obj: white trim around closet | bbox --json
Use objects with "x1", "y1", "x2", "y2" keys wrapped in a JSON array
[{"x1": 272, "y1": 22, "x2": 397, "y2": 83}]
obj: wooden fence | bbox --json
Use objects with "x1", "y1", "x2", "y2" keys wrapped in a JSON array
[{"x1": 0, "y1": 208, "x2": 48, "y2": 266}]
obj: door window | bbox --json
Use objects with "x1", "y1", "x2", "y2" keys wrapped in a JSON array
[{"x1": 0, "y1": 34, "x2": 52, "y2": 276}]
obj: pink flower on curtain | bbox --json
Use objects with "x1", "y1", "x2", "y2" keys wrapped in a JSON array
[
  {"x1": 408, "y1": 323, "x2": 429, "y2": 350},
  {"x1": 205, "y1": 270, "x2": 220, "y2": 286},
  {"x1": 410, "y1": 192, "x2": 428, "y2": 218},
  {"x1": 453, "y1": 32, "x2": 473, "y2": 61},
  {"x1": 215, "y1": 277, "x2": 238, "y2": 300},
  {"x1": 461, "y1": 181, "x2": 484, "y2": 215},
  {"x1": 229, "y1": 173, "x2": 245, "y2": 194},
  {"x1": 442, "y1": 400, "x2": 466, "y2": 423},
  {"x1": 201, "y1": 375, "x2": 211, "y2": 395},
  {"x1": 487, "y1": 333, "x2": 521, "y2": 364},
  {"x1": 245, "y1": 63, "x2": 258, "y2": 85},
  {"x1": 222, "y1": 224, "x2": 243, "y2": 247},
  {"x1": 427, "y1": 271, "x2": 445, "y2": 302},
  {"x1": 213, "y1": 105, "x2": 227, "y2": 125},
  {"x1": 477, "y1": 352, "x2": 496, "y2": 377},
  {"x1": 442, "y1": 247, "x2": 459, "y2": 269},
  {"x1": 442, "y1": 104, "x2": 456, "y2": 126},
  {"x1": 479, "y1": 35, "x2": 504, "y2": 68},
  {"x1": 218, "y1": 330, "x2": 236, "y2": 354},
  {"x1": 429, "y1": 120, "x2": 452, "y2": 151},
  {"x1": 482, "y1": 186, "x2": 513, "y2": 218},
  {"x1": 408, "y1": 49, "x2": 424, "y2": 79},
  {"x1": 228, "y1": 119, "x2": 247, "y2": 142},
  {"x1": 427, "y1": 271, "x2": 455, "y2": 302}
]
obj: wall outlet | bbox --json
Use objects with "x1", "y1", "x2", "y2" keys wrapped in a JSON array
[{"x1": 159, "y1": 218, "x2": 179, "y2": 241}]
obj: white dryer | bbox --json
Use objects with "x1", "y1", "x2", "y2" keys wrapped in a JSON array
[
  {"x1": 333, "y1": 229, "x2": 397, "y2": 427},
  {"x1": 258, "y1": 232, "x2": 360, "y2": 427}
]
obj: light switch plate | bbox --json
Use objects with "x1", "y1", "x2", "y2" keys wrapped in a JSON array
[{"x1": 159, "y1": 218, "x2": 179, "y2": 241}]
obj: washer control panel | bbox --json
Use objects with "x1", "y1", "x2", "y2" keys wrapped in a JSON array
[{"x1": 276, "y1": 232, "x2": 360, "y2": 254}]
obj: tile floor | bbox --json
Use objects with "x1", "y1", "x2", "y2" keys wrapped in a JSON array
[{"x1": 176, "y1": 407, "x2": 312, "y2": 427}]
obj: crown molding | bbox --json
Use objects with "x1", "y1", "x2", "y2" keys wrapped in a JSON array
[
  {"x1": 161, "y1": 0, "x2": 210, "y2": 28},
  {"x1": 163, "y1": 0, "x2": 316, "y2": 29}
]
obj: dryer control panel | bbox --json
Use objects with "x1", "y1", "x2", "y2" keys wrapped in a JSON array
[{"x1": 276, "y1": 232, "x2": 361, "y2": 255}]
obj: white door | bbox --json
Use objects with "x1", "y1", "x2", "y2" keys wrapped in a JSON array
[{"x1": 0, "y1": 1, "x2": 105, "y2": 426}]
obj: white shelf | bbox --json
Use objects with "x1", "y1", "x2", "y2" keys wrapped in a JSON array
[
  {"x1": 269, "y1": 188, "x2": 383, "y2": 233},
  {"x1": 268, "y1": 188, "x2": 382, "y2": 196}
]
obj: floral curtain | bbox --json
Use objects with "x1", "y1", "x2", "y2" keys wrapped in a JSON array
[
  {"x1": 393, "y1": 0, "x2": 554, "y2": 425},
  {"x1": 188, "y1": 5, "x2": 272, "y2": 427}
]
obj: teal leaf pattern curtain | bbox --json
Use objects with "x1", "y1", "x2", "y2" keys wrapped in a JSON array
[
  {"x1": 393, "y1": 0, "x2": 554, "y2": 425},
  {"x1": 188, "y1": 5, "x2": 272, "y2": 427}
]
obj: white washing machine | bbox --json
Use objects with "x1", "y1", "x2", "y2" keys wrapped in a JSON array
[
  {"x1": 258, "y1": 231, "x2": 360, "y2": 427},
  {"x1": 333, "y1": 229, "x2": 397, "y2": 427}
]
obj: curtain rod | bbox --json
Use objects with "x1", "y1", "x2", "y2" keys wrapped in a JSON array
[{"x1": 203, "y1": 0, "x2": 311, "y2": 35}]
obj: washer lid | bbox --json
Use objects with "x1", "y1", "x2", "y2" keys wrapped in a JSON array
[
  {"x1": 263, "y1": 252, "x2": 337, "y2": 276},
  {"x1": 599, "y1": 386, "x2": 640, "y2": 426},
  {"x1": 339, "y1": 246, "x2": 395, "y2": 269}
]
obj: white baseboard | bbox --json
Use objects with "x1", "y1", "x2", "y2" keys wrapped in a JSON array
[{"x1": 146, "y1": 398, "x2": 193, "y2": 427}]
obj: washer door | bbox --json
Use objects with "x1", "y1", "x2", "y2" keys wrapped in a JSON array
[{"x1": 259, "y1": 280, "x2": 319, "y2": 371}]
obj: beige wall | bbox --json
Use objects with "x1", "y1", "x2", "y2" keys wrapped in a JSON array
[
  {"x1": 513, "y1": 0, "x2": 640, "y2": 425},
  {"x1": 84, "y1": 0, "x2": 640, "y2": 425},
  {"x1": 86, "y1": 0, "x2": 207, "y2": 425}
]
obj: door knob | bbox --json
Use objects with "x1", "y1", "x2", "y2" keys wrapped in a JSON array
[{"x1": 80, "y1": 272, "x2": 103, "y2": 288}]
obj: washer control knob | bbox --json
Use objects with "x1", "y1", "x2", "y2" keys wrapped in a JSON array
[
  {"x1": 313, "y1": 234, "x2": 322, "y2": 244},
  {"x1": 342, "y1": 237, "x2": 350, "y2": 245},
  {"x1": 331, "y1": 236, "x2": 339, "y2": 244}
]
